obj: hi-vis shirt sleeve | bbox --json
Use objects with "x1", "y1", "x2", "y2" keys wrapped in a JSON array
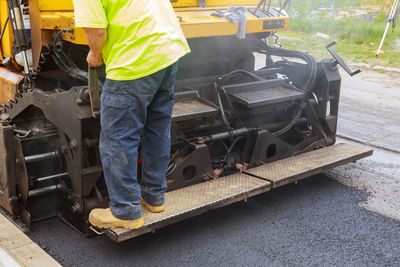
[{"x1": 73, "y1": 0, "x2": 108, "y2": 28}]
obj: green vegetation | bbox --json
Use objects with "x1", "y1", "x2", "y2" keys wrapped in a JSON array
[{"x1": 276, "y1": 0, "x2": 400, "y2": 68}]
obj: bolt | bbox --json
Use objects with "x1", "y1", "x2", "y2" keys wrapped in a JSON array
[
  {"x1": 67, "y1": 194, "x2": 74, "y2": 201},
  {"x1": 70, "y1": 202, "x2": 81, "y2": 215},
  {"x1": 70, "y1": 140, "x2": 78, "y2": 150},
  {"x1": 195, "y1": 137, "x2": 204, "y2": 144},
  {"x1": 0, "y1": 113, "x2": 10, "y2": 126}
]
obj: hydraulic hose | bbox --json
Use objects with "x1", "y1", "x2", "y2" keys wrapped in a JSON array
[
  {"x1": 257, "y1": 40, "x2": 318, "y2": 93},
  {"x1": 0, "y1": 16, "x2": 9, "y2": 42}
]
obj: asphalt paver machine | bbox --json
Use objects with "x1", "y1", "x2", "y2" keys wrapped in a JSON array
[{"x1": 0, "y1": 0, "x2": 372, "y2": 242}]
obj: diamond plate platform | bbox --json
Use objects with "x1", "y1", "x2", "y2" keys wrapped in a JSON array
[
  {"x1": 105, "y1": 174, "x2": 271, "y2": 242},
  {"x1": 103, "y1": 143, "x2": 372, "y2": 242},
  {"x1": 244, "y1": 143, "x2": 373, "y2": 188}
]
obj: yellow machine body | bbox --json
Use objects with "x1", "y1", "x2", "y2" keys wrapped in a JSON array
[{"x1": 0, "y1": 0, "x2": 288, "y2": 104}]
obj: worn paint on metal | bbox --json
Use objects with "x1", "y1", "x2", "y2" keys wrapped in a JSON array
[
  {"x1": 105, "y1": 143, "x2": 372, "y2": 242},
  {"x1": 0, "y1": 0, "x2": 283, "y2": 54},
  {"x1": 35, "y1": 0, "x2": 263, "y2": 10},
  {"x1": 106, "y1": 172, "x2": 271, "y2": 242},
  {"x1": 0, "y1": 67, "x2": 23, "y2": 105},
  {"x1": 0, "y1": 0, "x2": 14, "y2": 59}
]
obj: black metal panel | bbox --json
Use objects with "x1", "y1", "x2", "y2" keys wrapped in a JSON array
[
  {"x1": 223, "y1": 79, "x2": 304, "y2": 108},
  {"x1": 0, "y1": 126, "x2": 18, "y2": 217}
]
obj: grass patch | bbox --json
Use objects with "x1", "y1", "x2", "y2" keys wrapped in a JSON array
[{"x1": 278, "y1": 17, "x2": 400, "y2": 68}]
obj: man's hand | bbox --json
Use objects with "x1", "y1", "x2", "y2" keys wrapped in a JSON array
[
  {"x1": 87, "y1": 50, "x2": 104, "y2": 67},
  {"x1": 83, "y1": 28, "x2": 108, "y2": 68}
]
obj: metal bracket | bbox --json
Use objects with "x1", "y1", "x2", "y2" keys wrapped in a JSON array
[
  {"x1": 90, "y1": 226, "x2": 105, "y2": 235},
  {"x1": 199, "y1": 0, "x2": 207, "y2": 7}
]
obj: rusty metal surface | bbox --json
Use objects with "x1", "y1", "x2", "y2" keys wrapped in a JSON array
[
  {"x1": 0, "y1": 126, "x2": 18, "y2": 217},
  {"x1": 104, "y1": 143, "x2": 372, "y2": 242},
  {"x1": 105, "y1": 173, "x2": 271, "y2": 242},
  {"x1": 0, "y1": 67, "x2": 23, "y2": 105},
  {"x1": 245, "y1": 143, "x2": 373, "y2": 188}
]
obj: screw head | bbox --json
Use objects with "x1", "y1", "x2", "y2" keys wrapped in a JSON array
[{"x1": 70, "y1": 140, "x2": 78, "y2": 149}]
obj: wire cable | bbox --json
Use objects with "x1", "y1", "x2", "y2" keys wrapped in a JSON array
[{"x1": 0, "y1": 16, "x2": 9, "y2": 43}]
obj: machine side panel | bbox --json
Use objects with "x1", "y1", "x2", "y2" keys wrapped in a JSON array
[
  {"x1": 0, "y1": 126, "x2": 18, "y2": 217},
  {"x1": 0, "y1": 0, "x2": 14, "y2": 59},
  {"x1": 35, "y1": 0, "x2": 263, "y2": 10}
]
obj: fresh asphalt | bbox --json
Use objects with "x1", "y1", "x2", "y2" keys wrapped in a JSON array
[
  {"x1": 31, "y1": 175, "x2": 400, "y2": 266},
  {"x1": 29, "y1": 68, "x2": 400, "y2": 266}
]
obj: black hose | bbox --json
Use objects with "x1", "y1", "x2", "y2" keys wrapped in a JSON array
[
  {"x1": 223, "y1": 135, "x2": 247, "y2": 162},
  {"x1": 51, "y1": 29, "x2": 89, "y2": 83},
  {"x1": 257, "y1": 40, "x2": 318, "y2": 93},
  {"x1": 216, "y1": 91, "x2": 232, "y2": 135},
  {"x1": 0, "y1": 16, "x2": 10, "y2": 43},
  {"x1": 257, "y1": 40, "x2": 317, "y2": 136},
  {"x1": 220, "y1": 69, "x2": 264, "y2": 84},
  {"x1": 215, "y1": 70, "x2": 265, "y2": 136},
  {"x1": 271, "y1": 106, "x2": 302, "y2": 136}
]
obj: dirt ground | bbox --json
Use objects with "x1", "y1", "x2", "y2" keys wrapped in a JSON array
[{"x1": 331, "y1": 68, "x2": 400, "y2": 222}]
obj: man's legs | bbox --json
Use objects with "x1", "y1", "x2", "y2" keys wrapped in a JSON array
[
  {"x1": 141, "y1": 62, "x2": 178, "y2": 207},
  {"x1": 99, "y1": 69, "x2": 166, "y2": 221}
]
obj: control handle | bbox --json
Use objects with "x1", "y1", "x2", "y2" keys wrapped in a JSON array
[{"x1": 326, "y1": 41, "x2": 361, "y2": 77}]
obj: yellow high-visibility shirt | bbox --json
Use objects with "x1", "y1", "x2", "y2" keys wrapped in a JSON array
[{"x1": 72, "y1": 0, "x2": 190, "y2": 81}]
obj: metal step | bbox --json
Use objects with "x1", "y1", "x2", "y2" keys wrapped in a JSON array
[
  {"x1": 244, "y1": 143, "x2": 373, "y2": 188},
  {"x1": 103, "y1": 143, "x2": 372, "y2": 242},
  {"x1": 105, "y1": 173, "x2": 270, "y2": 242}
]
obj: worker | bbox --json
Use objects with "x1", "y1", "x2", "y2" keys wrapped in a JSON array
[{"x1": 72, "y1": 0, "x2": 190, "y2": 229}]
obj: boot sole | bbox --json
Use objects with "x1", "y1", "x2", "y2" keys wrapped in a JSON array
[
  {"x1": 89, "y1": 216, "x2": 144, "y2": 230},
  {"x1": 141, "y1": 198, "x2": 165, "y2": 213}
]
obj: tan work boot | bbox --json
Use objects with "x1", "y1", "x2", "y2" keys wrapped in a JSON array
[
  {"x1": 141, "y1": 198, "x2": 165, "y2": 213},
  {"x1": 89, "y1": 208, "x2": 144, "y2": 229}
]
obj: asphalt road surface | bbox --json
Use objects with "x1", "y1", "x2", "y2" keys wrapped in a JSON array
[{"x1": 29, "y1": 68, "x2": 400, "y2": 266}]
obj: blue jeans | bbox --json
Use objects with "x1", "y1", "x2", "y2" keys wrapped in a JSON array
[{"x1": 99, "y1": 63, "x2": 177, "y2": 220}]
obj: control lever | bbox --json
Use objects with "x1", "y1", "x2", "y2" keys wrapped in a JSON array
[
  {"x1": 88, "y1": 67, "x2": 103, "y2": 118},
  {"x1": 326, "y1": 41, "x2": 361, "y2": 77}
]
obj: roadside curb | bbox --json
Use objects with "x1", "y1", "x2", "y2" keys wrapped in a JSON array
[
  {"x1": 0, "y1": 213, "x2": 61, "y2": 267},
  {"x1": 349, "y1": 63, "x2": 400, "y2": 75}
]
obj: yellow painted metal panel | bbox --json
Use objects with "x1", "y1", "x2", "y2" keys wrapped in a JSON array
[
  {"x1": 0, "y1": 0, "x2": 13, "y2": 59},
  {"x1": 172, "y1": 0, "x2": 198, "y2": 7},
  {"x1": 172, "y1": 0, "x2": 262, "y2": 7},
  {"x1": 38, "y1": 0, "x2": 262, "y2": 9},
  {"x1": 206, "y1": 0, "x2": 262, "y2": 5},
  {"x1": 50, "y1": 8, "x2": 288, "y2": 44},
  {"x1": 37, "y1": 0, "x2": 73, "y2": 11},
  {"x1": 173, "y1": 9, "x2": 288, "y2": 38},
  {"x1": 0, "y1": 67, "x2": 23, "y2": 105}
]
